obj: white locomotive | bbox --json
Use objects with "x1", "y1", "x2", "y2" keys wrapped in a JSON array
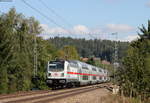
[{"x1": 46, "y1": 60, "x2": 109, "y2": 89}]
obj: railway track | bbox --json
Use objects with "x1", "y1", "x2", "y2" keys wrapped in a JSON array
[
  {"x1": 34, "y1": 87, "x2": 98, "y2": 103},
  {"x1": 0, "y1": 90, "x2": 51, "y2": 100},
  {"x1": 0, "y1": 83, "x2": 110, "y2": 103}
]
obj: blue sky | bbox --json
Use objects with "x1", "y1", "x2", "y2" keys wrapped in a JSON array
[{"x1": 1, "y1": 0, "x2": 150, "y2": 41}]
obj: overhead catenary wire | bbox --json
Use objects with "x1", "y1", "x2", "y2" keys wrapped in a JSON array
[
  {"x1": 22, "y1": 0, "x2": 73, "y2": 35},
  {"x1": 36, "y1": 0, "x2": 97, "y2": 39},
  {"x1": 22, "y1": 0, "x2": 97, "y2": 39},
  {"x1": 38, "y1": 0, "x2": 72, "y2": 28},
  {"x1": 22, "y1": 0, "x2": 115, "y2": 40}
]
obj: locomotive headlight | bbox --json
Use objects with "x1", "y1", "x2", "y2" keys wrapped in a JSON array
[
  {"x1": 47, "y1": 80, "x2": 52, "y2": 83},
  {"x1": 48, "y1": 73, "x2": 51, "y2": 76},
  {"x1": 61, "y1": 73, "x2": 64, "y2": 77}
]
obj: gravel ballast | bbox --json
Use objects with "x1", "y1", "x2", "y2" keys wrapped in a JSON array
[{"x1": 49, "y1": 88, "x2": 110, "y2": 103}]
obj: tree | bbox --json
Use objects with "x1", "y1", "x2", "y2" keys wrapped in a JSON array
[
  {"x1": 138, "y1": 20, "x2": 150, "y2": 40},
  {"x1": 118, "y1": 21, "x2": 150, "y2": 100},
  {"x1": 56, "y1": 45, "x2": 79, "y2": 60},
  {"x1": 49, "y1": 37, "x2": 129, "y2": 62},
  {"x1": 33, "y1": 38, "x2": 55, "y2": 89},
  {"x1": 0, "y1": 8, "x2": 45, "y2": 93}
]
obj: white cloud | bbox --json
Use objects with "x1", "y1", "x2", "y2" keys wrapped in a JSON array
[
  {"x1": 40, "y1": 24, "x2": 68, "y2": 34},
  {"x1": 40, "y1": 24, "x2": 100, "y2": 39},
  {"x1": 40, "y1": 24, "x2": 103, "y2": 35},
  {"x1": 73, "y1": 25, "x2": 89, "y2": 34},
  {"x1": 106, "y1": 24, "x2": 134, "y2": 32},
  {"x1": 122, "y1": 35, "x2": 139, "y2": 42},
  {"x1": 39, "y1": 23, "x2": 135, "y2": 41}
]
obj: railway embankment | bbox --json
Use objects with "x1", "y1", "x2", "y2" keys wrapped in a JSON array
[
  {"x1": 0, "y1": 83, "x2": 144, "y2": 103},
  {"x1": 0, "y1": 84, "x2": 109, "y2": 103}
]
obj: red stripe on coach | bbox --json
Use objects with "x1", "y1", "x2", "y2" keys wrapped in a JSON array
[{"x1": 67, "y1": 72, "x2": 105, "y2": 77}]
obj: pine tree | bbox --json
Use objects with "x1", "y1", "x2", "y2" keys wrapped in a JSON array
[{"x1": 118, "y1": 20, "x2": 150, "y2": 100}]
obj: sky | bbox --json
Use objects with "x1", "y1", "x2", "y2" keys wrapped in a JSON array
[{"x1": 0, "y1": 0, "x2": 150, "y2": 41}]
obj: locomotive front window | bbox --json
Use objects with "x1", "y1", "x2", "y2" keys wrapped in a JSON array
[{"x1": 49, "y1": 63, "x2": 64, "y2": 71}]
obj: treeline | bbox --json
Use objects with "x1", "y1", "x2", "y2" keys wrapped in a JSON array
[
  {"x1": 48, "y1": 37, "x2": 129, "y2": 62},
  {"x1": 117, "y1": 21, "x2": 150, "y2": 102},
  {"x1": 0, "y1": 8, "x2": 79, "y2": 93}
]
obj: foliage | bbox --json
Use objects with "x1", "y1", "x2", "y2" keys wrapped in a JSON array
[
  {"x1": 117, "y1": 20, "x2": 150, "y2": 101},
  {"x1": 48, "y1": 37, "x2": 129, "y2": 63},
  {"x1": 86, "y1": 58, "x2": 96, "y2": 65},
  {"x1": 55, "y1": 45, "x2": 79, "y2": 60},
  {"x1": 0, "y1": 8, "x2": 56, "y2": 93}
]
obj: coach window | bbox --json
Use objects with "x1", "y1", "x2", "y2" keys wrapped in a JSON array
[
  {"x1": 99, "y1": 77, "x2": 102, "y2": 80},
  {"x1": 82, "y1": 66, "x2": 88, "y2": 70},
  {"x1": 82, "y1": 75, "x2": 88, "y2": 80},
  {"x1": 104, "y1": 70, "x2": 107, "y2": 74},
  {"x1": 69, "y1": 61, "x2": 78, "y2": 68},
  {"x1": 92, "y1": 76, "x2": 96, "y2": 80},
  {"x1": 70, "y1": 63, "x2": 78, "y2": 68},
  {"x1": 92, "y1": 68, "x2": 96, "y2": 71},
  {"x1": 99, "y1": 69, "x2": 102, "y2": 72}
]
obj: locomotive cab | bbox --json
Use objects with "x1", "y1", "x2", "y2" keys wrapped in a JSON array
[{"x1": 46, "y1": 60, "x2": 66, "y2": 88}]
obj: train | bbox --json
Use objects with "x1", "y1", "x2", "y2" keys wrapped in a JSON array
[{"x1": 46, "y1": 60, "x2": 109, "y2": 89}]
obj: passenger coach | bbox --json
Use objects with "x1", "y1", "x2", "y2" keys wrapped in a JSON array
[{"x1": 46, "y1": 60, "x2": 109, "y2": 88}]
